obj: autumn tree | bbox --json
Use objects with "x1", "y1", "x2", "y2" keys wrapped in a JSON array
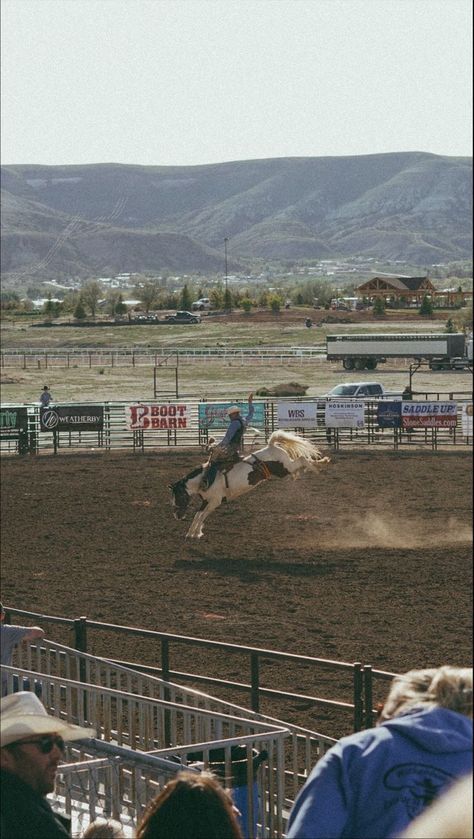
[{"x1": 81, "y1": 280, "x2": 102, "y2": 318}]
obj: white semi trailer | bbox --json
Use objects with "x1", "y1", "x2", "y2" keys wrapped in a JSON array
[{"x1": 326, "y1": 333, "x2": 473, "y2": 371}]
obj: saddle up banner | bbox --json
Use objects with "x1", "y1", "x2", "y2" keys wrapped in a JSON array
[
  {"x1": 401, "y1": 401, "x2": 457, "y2": 428},
  {"x1": 126, "y1": 404, "x2": 188, "y2": 430}
]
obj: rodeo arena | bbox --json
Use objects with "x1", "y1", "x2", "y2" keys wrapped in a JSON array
[{"x1": 1, "y1": 347, "x2": 473, "y2": 839}]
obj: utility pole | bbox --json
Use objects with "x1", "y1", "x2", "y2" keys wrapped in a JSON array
[{"x1": 224, "y1": 237, "x2": 229, "y2": 312}]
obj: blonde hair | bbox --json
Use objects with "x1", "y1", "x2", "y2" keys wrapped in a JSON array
[
  {"x1": 379, "y1": 666, "x2": 473, "y2": 722},
  {"x1": 81, "y1": 818, "x2": 125, "y2": 838}
]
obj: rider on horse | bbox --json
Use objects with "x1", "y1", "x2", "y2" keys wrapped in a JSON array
[{"x1": 200, "y1": 393, "x2": 254, "y2": 490}]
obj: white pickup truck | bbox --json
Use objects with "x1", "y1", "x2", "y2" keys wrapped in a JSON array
[
  {"x1": 325, "y1": 382, "x2": 386, "y2": 398},
  {"x1": 191, "y1": 297, "x2": 211, "y2": 311}
]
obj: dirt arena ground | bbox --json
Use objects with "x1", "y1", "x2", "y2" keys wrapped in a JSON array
[{"x1": 1, "y1": 449, "x2": 472, "y2": 737}]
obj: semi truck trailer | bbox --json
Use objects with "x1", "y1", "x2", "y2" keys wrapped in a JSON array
[{"x1": 326, "y1": 333, "x2": 473, "y2": 371}]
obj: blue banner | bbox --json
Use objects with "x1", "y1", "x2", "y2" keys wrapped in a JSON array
[
  {"x1": 377, "y1": 401, "x2": 402, "y2": 428},
  {"x1": 198, "y1": 402, "x2": 265, "y2": 429}
]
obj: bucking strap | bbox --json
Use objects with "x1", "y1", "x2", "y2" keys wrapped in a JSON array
[{"x1": 252, "y1": 455, "x2": 271, "y2": 480}]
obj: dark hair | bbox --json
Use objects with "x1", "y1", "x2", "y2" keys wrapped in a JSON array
[{"x1": 136, "y1": 771, "x2": 243, "y2": 839}]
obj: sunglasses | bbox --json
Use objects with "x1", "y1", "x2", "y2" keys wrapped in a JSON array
[{"x1": 15, "y1": 734, "x2": 66, "y2": 754}]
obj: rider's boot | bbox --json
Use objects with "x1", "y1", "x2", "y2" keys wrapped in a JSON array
[{"x1": 200, "y1": 463, "x2": 217, "y2": 491}]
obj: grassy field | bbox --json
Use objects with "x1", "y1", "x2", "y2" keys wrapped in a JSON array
[{"x1": 1, "y1": 310, "x2": 471, "y2": 403}]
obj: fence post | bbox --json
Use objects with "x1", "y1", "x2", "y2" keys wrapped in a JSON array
[
  {"x1": 161, "y1": 638, "x2": 172, "y2": 746},
  {"x1": 250, "y1": 652, "x2": 260, "y2": 713},
  {"x1": 363, "y1": 665, "x2": 374, "y2": 728},
  {"x1": 353, "y1": 662, "x2": 363, "y2": 732},
  {"x1": 73, "y1": 617, "x2": 88, "y2": 719}
]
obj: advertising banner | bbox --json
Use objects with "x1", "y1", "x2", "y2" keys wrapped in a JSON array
[
  {"x1": 401, "y1": 401, "x2": 457, "y2": 429},
  {"x1": 377, "y1": 402, "x2": 402, "y2": 428},
  {"x1": 0, "y1": 407, "x2": 28, "y2": 438},
  {"x1": 126, "y1": 404, "x2": 188, "y2": 430},
  {"x1": 40, "y1": 406, "x2": 104, "y2": 432},
  {"x1": 198, "y1": 402, "x2": 265, "y2": 429},
  {"x1": 325, "y1": 401, "x2": 365, "y2": 429},
  {"x1": 461, "y1": 403, "x2": 473, "y2": 436},
  {"x1": 277, "y1": 401, "x2": 318, "y2": 428}
]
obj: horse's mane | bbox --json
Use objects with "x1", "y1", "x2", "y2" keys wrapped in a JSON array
[{"x1": 267, "y1": 429, "x2": 327, "y2": 463}]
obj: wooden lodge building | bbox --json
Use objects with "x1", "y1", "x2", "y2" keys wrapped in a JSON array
[{"x1": 355, "y1": 275, "x2": 472, "y2": 308}]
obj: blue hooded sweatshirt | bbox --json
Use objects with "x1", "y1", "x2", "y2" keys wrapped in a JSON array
[{"x1": 286, "y1": 707, "x2": 472, "y2": 839}]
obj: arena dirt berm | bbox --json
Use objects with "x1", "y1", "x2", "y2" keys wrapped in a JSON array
[{"x1": 0, "y1": 448, "x2": 471, "y2": 737}]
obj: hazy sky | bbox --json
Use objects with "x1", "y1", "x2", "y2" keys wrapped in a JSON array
[{"x1": 1, "y1": 0, "x2": 472, "y2": 167}]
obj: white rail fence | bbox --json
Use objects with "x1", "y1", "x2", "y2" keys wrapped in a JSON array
[{"x1": 4, "y1": 637, "x2": 338, "y2": 835}]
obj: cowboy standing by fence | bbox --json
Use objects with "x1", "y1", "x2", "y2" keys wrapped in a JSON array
[
  {"x1": 39, "y1": 386, "x2": 53, "y2": 407},
  {"x1": 200, "y1": 393, "x2": 254, "y2": 490}
]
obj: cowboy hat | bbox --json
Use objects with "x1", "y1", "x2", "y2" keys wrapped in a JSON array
[
  {"x1": 227, "y1": 405, "x2": 241, "y2": 416},
  {"x1": 1, "y1": 691, "x2": 95, "y2": 747}
]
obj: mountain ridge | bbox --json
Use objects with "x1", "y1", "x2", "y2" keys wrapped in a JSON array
[{"x1": 1, "y1": 152, "x2": 471, "y2": 279}]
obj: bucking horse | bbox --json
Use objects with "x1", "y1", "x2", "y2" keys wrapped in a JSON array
[{"x1": 169, "y1": 429, "x2": 330, "y2": 539}]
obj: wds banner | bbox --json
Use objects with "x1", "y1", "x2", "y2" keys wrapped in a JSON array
[
  {"x1": 325, "y1": 401, "x2": 365, "y2": 429},
  {"x1": 198, "y1": 402, "x2": 265, "y2": 429},
  {"x1": 126, "y1": 403, "x2": 188, "y2": 430},
  {"x1": 40, "y1": 406, "x2": 104, "y2": 432},
  {"x1": 277, "y1": 401, "x2": 317, "y2": 428},
  {"x1": 401, "y1": 401, "x2": 457, "y2": 428}
]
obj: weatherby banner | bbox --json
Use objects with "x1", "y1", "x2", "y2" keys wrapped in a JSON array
[
  {"x1": 40, "y1": 406, "x2": 103, "y2": 432},
  {"x1": 126, "y1": 403, "x2": 188, "y2": 430},
  {"x1": 277, "y1": 401, "x2": 317, "y2": 427},
  {"x1": 401, "y1": 401, "x2": 457, "y2": 428}
]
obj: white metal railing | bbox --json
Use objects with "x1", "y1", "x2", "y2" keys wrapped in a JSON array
[
  {"x1": 3, "y1": 664, "x2": 289, "y2": 837},
  {"x1": 9, "y1": 638, "x2": 336, "y2": 801}
]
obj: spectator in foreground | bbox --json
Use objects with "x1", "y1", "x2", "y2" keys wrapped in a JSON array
[
  {"x1": 400, "y1": 772, "x2": 473, "y2": 838},
  {"x1": 0, "y1": 602, "x2": 45, "y2": 696},
  {"x1": 0, "y1": 691, "x2": 95, "y2": 838},
  {"x1": 287, "y1": 666, "x2": 473, "y2": 839},
  {"x1": 81, "y1": 817, "x2": 126, "y2": 837},
  {"x1": 135, "y1": 770, "x2": 244, "y2": 839}
]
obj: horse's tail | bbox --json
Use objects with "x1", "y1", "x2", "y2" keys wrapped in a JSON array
[{"x1": 268, "y1": 429, "x2": 330, "y2": 464}]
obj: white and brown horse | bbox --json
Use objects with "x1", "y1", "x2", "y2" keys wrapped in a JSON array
[{"x1": 169, "y1": 429, "x2": 330, "y2": 539}]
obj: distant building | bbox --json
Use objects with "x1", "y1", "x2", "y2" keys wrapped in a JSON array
[{"x1": 355, "y1": 275, "x2": 472, "y2": 308}]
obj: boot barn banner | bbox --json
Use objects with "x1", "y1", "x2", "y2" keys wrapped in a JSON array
[
  {"x1": 40, "y1": 406, "x2": 104, "y2": 432},
  {"x1": 277, "y1": 401, "x2": 318, "y2": 427},
  {"x1": 401, "y1": 401, "x2": 457, "y2": 429},
  {"x1": 126, "y1": 403, "x2": 188, "y2": 430},
  {"x1": 325, "y1": 401, "x2": 365, "y2": 428},
  {"x1": 198, "y1": 402, "x2": 265, "y2": 429}
]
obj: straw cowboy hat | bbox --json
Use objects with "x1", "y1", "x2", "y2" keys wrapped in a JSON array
[
  {"x1": 1, "y1": 691, "x2": 95, "y2": 747},
  {"x1": 227, "y1": 405, "x2": 241, "y2": 415}
]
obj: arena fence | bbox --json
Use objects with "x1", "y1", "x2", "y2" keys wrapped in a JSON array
[
  {"x1": 1, "y1": 346, "x2": 325, "y2": 369},
  {"x1": 0, "y1": 394, "x2": 472, "y2": 455},
  {"x1": 2, "y1": 663, "x2": 289, "y2": 837},
  {"x1": 9, "y1": 636, "x2": 336, "y2": 796},
  {"x1": 3, "y1": 607, "x2": 391, "y2": 735}
]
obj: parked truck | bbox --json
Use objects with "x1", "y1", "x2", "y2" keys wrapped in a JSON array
[{"x1": 326, "y1": 333, "x2": 473, "y2": 371}]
